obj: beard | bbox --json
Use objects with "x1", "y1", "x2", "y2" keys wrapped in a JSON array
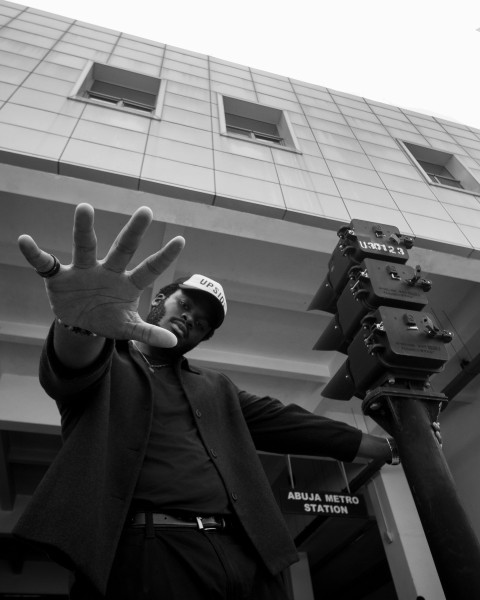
[{"x1": 145, "y1": 296, "x2": 167, "y2": 326}]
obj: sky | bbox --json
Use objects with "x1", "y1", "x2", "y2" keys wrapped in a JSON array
[{"x1": 19, "y1": 0, "x2": 480, "y2": 129}]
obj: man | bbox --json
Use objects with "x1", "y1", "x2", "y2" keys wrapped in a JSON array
[{"x1": 14, "y1": 204, "x2": 396, "y2": 599}]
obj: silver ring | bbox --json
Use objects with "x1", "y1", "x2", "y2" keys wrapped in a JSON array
[{"x1": 36, "y1": 254, "x2": 61, "y2": 278}]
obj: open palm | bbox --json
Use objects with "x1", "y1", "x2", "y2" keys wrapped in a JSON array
[{"x1": 18, "y1": 203, "x2": 185, "y2": 347}]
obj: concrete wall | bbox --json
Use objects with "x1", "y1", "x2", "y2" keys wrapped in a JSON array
[{"x1": 0, "y1": 0, "x2": 480, "y2": 256}]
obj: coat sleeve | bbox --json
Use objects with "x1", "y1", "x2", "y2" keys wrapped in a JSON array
[
  {"x1": 39, "y1": 322, "x2": 116, "y2": 407},
  {"x1": 237, "y1": 387, "x2": 362, "y2": 462}
]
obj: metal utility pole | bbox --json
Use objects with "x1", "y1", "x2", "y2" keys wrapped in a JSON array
[
  {"x1": 311, "y1": 219, "x2": 480, "y2": 599},
  {"x1": 364, "y1": 388, "x2": 480, "y2": 599}
]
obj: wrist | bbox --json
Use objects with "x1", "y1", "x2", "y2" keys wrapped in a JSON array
[{"x1": 56, "y1": 318, "x2": 97, "y2": 337}]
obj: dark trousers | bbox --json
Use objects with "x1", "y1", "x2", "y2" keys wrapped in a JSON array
[{"x1": 69, "y1": 523, "x2": 290, "y2": 600}]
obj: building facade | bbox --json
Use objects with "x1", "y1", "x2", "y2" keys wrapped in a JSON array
[{"x1": 1, "y1": 1, "x2": 480, "y2": 597}]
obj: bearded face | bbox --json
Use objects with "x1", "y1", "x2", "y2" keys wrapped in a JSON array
[{"x1": 146, "y1": 294, "x2": 167, "y2": 326}]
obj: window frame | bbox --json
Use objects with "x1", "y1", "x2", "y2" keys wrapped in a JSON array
[
  {"x1": 225, "y1": 123, "x2": 285, "y2": 146},
  {"x1": 417, "y1": 160, "x2": 463, "y2": 189},
  {"x1": 399, "y1": 140, "x2": 480, "y2": 195},
  {"x1": 69, "y1": 61, "x2": 166, "y2": 119},
  {"x1": 218, "y1": 94, "x2": 301, "y2": 153}
]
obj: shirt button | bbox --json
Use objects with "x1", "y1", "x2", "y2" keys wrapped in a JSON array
[
  {"x1": 195, "y1": 409, "x2": 202, "y2": 418},
  {"x1": 210, "y1": 448, "x2": 218, "y2": 458},
  {"x1": 231, "y1": 492, "x2": 238, "y2": 501}
]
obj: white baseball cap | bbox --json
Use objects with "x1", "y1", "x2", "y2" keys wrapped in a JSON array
[{"x1": 179, "y1": 274, "x2": 227, "y2": 328}]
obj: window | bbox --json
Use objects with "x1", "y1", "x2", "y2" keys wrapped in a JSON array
[
  {"x1": 401, "y1": 141, "x2": 480, "y2": 194},
  {"x1": 225, "y1": 113, "x2": 285, "y2": 145},
  {"x1": 417, "y1": 160, "x2": 463, "y2": 189},
  {"x1": 71, "y1": 62, "x2": 162, "y2": 116},
  {"x1": 219, "y1": 95, "x2": 299, "y2": 151}
]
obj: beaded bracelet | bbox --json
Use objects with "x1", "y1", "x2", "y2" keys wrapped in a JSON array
[
  {"x1": 57, "y1": 318, "x2": 97, "y2": 337},
  {"x1": 385, "y1": 437, "x2": 400, "y2": 465}
]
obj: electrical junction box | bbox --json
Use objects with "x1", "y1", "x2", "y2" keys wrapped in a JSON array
[
  {"x1": 314, "y1": 259, "x2": 430, "y2": 352},
  {"x1": 310, "y1": 219, "x2": 413, "y2": 313},
  {"x1": 346, "y1": 306, "x2": 451, "y2": 396}
]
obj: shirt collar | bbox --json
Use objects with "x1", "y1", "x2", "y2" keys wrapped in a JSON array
[{"x1": 180, "y1": 356, "x2": 201, "y2": 374}]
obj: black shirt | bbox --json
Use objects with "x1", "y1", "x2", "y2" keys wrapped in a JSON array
[{"x1": 132, "y1": 365, "x2": 230, "y2": 514}]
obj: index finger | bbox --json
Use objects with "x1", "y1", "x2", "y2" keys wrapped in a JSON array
[{"x1": 129, "y1": 236, "x2": 185, "y2": 290}]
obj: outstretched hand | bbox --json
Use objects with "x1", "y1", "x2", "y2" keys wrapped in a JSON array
[{"x1": 18, "y1": 203, "x2": 185, "y2": 347}]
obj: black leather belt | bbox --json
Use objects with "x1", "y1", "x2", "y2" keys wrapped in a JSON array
[{"x1": 129, "y1": 512, "x2": 228, "y2": 531}]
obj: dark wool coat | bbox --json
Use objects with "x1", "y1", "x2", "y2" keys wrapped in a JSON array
[{"x1": 13, "y1": 326, "x2": 362, "y2": 595}]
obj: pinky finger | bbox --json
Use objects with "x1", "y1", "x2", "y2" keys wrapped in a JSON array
[{"x1": 18, "y1": 235, "x2": 57, "y2": 273}]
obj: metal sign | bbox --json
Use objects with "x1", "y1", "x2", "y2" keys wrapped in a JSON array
[{"x1": 280, "y1": 489, "x2": 368, "y2": 518}]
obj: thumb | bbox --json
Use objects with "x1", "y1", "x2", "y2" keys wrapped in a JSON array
[{"x1": 131, "y1": 321, "x2": 178, "y2": 348}]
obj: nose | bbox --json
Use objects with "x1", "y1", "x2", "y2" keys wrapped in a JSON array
[{"x1": 180, "y1": 311, "x2": 193, "y2": 329}]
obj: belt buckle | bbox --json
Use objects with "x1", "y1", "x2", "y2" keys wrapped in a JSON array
[{"x1": 196, "y1": 516, "x2": 225, "y2": 531}]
